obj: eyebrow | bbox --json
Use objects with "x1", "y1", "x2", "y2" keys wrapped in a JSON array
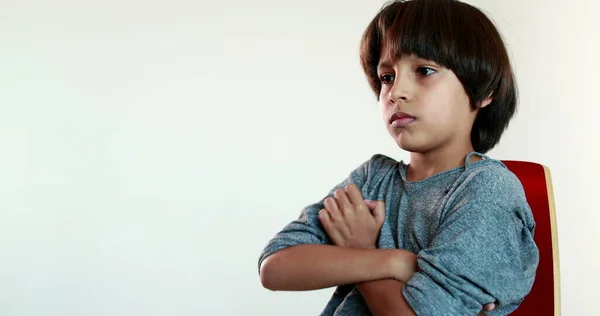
[
  {"x1": 378, "y1": 56, "x2": 442, "y2": 70},
  {"x1": 377, "y1": 60, "x2": 394, "y2": 69}
]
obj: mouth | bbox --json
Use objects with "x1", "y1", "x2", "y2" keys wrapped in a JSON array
[{"x1": 389, "y1": 112, "x2": 416, "y2": 128}]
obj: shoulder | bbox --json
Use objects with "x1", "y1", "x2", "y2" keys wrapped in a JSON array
[
  {"x1": 349, "y1": 153, "x2": 400, "y2": 178},
  {"x1": 445, "y1": 158, "x2": 535, "y2": 230},
  {"x1": 368, "y1": 153, "x2": 400, "y2": 171},
  {"x1": 363, "y1": 153, "x2": 403, "y2": 182},
  {"x1": 345, "y1": 154, "x2": 401, "y2": 199},
  {"x1": 455, "y1": 158, "x2": 526, "y2": 202}
]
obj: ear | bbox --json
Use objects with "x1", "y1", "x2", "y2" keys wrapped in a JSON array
[{"x1": 479, "y1": 93, "x2": 493, "y2": 108}]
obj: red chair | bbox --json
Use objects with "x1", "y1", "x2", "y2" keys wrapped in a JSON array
[{"x1": 502, "y1": 161, "x2": 561, "y2": 315}]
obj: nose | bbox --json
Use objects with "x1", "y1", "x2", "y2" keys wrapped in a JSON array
[{"x1": 387, "y1": 72, "x2": 412, "y2": 104}]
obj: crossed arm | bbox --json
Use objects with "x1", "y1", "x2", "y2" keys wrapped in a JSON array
[
  {"x1": 260, "y1": 244, "x2": 417, "y2": 315},
  {"x1": 260, "y1": 184, "x2": 418, "y2": 315},
  {"x1": 259, "y1": 184, "x2": 496, "y2": 315}
]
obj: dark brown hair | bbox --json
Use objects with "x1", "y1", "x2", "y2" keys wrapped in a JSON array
[{"x1": 360, "y1": 0, "x2": 518, "y2": 153}]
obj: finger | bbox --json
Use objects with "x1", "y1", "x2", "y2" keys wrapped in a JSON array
[
  {"x1": 372, "y1": 201, "x2": 386, "y2": 225},
  {"x1": 333, "y1": 188, "x2": 352, "y2": 213},
  {"x1": 320, "y1": 206, "x2": 351, "y2": 236},
  {"x1": 323, "y1": 197, "x2": 341, "y2": 219},
  {"x1": 319, "y1": 209, "x2": 336, "y2": 234},
  {"x1": 345, "y1": 184, "x2": 367, "y2": 210},
  {"x1": 483, "y1": 303, "x2": 496, "y2": 311},
  {"x1": 318, "y1": 209, "x2": 331, "y2": 227},
  {"x1": 319, "y1": 209, "x2": 345, "y2": 245},
  {"x1": 364, "y1": 200, "x2": 378, "y2": 210}
]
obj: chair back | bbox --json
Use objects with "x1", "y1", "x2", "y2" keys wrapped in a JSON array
[{"x1": 502, "y1": 161, "x2": 560, "y2": 316}]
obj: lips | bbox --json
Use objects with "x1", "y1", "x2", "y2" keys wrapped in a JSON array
[{"x1": 389, "y1": 112, "x2": 416, "y2": 128}]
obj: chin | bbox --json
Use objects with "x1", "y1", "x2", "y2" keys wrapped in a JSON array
[
  {"x1": 397, "y1": 143, "x2": 427, "y2": 153},
  {"x1": 394, "y1": 136, "x2": 435, "y2": 153}
]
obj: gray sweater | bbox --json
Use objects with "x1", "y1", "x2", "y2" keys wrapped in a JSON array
[{"x1": 259, "y1": 152, "x2": 539, "y2": 315}]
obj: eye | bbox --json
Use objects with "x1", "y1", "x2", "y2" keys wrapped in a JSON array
[
  {"x1": 416, "y1": 66, "x2": 436, "y2": 77},
  {"x1": 379, "y1": 74, "x2": 395, "y2": 85}
]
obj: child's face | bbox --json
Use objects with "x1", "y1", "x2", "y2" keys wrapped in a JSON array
[{"x1": 377, "y1": 53, "x2": 489, "y2": 154}]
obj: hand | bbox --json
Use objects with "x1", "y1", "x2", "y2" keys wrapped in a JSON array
[
  {"x1": 318, "y1": 184, "x2": 385, "y2": 249},
  {"x1": 478, "y1": 303, "x2": 496, "y2": 315}
]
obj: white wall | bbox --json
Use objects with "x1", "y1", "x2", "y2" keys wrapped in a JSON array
[{"x1": 1, "y1": 0, "x2": 597, "y2": 315}]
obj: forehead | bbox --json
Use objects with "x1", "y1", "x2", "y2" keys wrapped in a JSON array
[{"x1": 377, "y1": 52, "x2": 424, "y2": 68}]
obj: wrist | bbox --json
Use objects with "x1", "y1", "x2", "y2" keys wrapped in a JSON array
[
  {"x1": 385, "y1": 250, "x2": 400, "y2": 280},
  {"x1": 387, "y1": 249, "x2": 418, "y2": 283}
]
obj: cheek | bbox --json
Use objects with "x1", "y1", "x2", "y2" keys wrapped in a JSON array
[
  {"x1": 378, "y1": 87, "x2": 389, "y2": 103},
  {"x1": 379, "y1": 102, "x2": 391, "y2": 123},
  {"x1": 438, "y1": 86, "x2": 471, "y2": 115},
  {"x1": 378, "y1": 93, "x2": 392, "y2": 111},
  {"x1": 449, "y1": 82, "x2": 472, "y2": 109},
  {"x1": 421, "y1": 91, "x2": 457, "y2": 123}
]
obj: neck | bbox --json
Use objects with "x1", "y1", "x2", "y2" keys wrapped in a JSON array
[{"x1": 406, "y1": 143, "x2": 481, "y2": 182}]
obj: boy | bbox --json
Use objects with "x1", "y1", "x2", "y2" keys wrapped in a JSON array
[{"x1": 258, "y1": 0, "x2": 539, "y2": 315}]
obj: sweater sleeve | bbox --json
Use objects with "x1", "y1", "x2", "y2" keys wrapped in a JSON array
[
  {"x1": 402, "y1": 167, "x2": 539, "y2": 316},
  {"x1": 257, "y1": 155, "x2": 387, "y2": 272}
]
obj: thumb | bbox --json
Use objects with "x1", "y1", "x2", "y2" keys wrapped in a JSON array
[
  {"x1": 364, "y1": 200, "x2": 378, "y2": 210},
  {"x1": 365, "y1": 200, "x2": 385, "y2": 223},
  {"x1": 483, "y1": 303, "x2": 496, "y2": 311}
]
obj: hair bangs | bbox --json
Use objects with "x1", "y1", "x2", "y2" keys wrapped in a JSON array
[{"x1": 379, "y1": 0, "x2": 456, "y2": 69}]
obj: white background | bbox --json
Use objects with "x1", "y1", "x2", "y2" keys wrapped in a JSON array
[{"x1": 1, "y1": 0, "x2": 598, "y2": 315}]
